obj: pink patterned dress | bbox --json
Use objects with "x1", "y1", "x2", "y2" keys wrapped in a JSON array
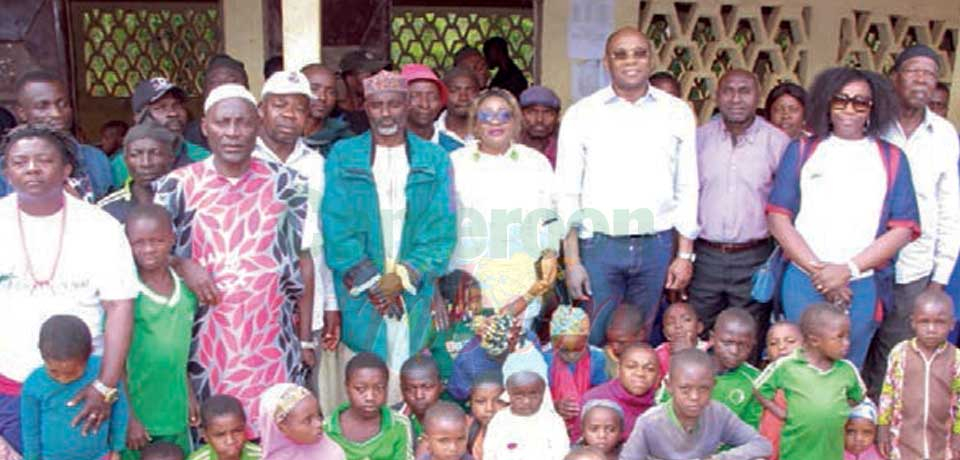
[{"x1": 154, "y1": 157, "x2": 308, "y2": 435}]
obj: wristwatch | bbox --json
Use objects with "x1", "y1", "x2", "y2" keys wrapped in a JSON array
[
  {"x1": 300, "y1": 340, "x2": 318, "y2": 350},
  {"x1": 677, "y1": 251, "x2": 697, "y2": 263},
  {"x1": 92, "y1": 379, "x2": 118, "y2": 404}
]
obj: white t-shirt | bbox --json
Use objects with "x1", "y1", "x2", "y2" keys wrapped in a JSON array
[
  {"x1": 794, "y1": 136, "x2": 887, "y2": 277},
  {"x1": 0, "y1": 194, "x2": 138, "y2": 382}
]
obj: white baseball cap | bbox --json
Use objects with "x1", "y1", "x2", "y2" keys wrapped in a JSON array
[{"x1": 260, "y1": 70, "x2": 316, "y2": 100}]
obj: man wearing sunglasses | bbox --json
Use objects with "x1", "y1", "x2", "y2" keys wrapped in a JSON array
[
  {"x1": 322, "y1": 70, "x2": 457, "y2": 398},
  {"x1": 688, "y1": 69, "x2": 790, "y2": 351},
  {"x1": 864, "y1": 44, "x2": 960, "y2": 392},
  {"x1": 556, "y1": 27, "x2": 700, "y2": 345}
]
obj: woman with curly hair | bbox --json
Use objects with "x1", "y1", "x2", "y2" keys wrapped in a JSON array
[{"x1": 766, "y1": 67, "x2": 921, "y2": 366}]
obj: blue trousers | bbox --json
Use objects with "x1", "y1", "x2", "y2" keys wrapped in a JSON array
[
  {"x1": 781, "y1": 263, "x2": 878, "y2": 367},
  {"x1": 0, "y1": 393, "x2": 20, "y2": 453},
  {"x1": 581, "y1": 231, "x2": 674, "y2": 345}
]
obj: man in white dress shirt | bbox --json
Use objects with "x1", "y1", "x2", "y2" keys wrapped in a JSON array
[
  {"x1": 557, "y1": 27, "x2": 699, "y2": 345},
  {"x1": 865, "y1": 45, "x2": 960, "y2": 394}
]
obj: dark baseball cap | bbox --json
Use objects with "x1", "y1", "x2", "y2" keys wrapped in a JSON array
[
  {"x1": 131, "y1": 77, "x2": 187, "y2": 114},
  {"x1": 340, "y1": 49, "x2": 389, "y2": 74}
]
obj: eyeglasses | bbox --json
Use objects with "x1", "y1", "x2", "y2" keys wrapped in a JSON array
[
  {"x1": 830, "y1": 94, "x2": 873, "y2": 113},
  {"x1": 609, "y1": 48, "x2": 649, "y2": 61},
  {"x1": 477, "y1": 109, "x2": 513, "y2": 124}
]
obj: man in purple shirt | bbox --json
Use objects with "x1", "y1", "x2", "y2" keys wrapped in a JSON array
[{"x1": 688, "y1": 69, "x2": 790, "y2": 347}]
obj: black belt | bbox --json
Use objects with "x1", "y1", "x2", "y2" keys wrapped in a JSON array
[{"x1": 696, "y1": 238, "x2": 771, "y2": 253}]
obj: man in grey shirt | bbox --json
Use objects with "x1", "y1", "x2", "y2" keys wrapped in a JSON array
[{"x1": 619, "y1": 349, "x2": 770, "y2": 460}]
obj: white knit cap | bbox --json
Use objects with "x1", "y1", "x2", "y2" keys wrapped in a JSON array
[{"x1": 204, "y1": 83, "x2": 257, "y2": 114}]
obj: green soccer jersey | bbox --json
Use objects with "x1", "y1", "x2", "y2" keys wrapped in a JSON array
[
  {"x1": 712, "y1": 363, "x2": 762, "y2": 428},
  {"x1": 655, "y1": 362, "x2": 762, "y2": 428},
  {"x1": 755, "y1": 349, "x2": 865, "y2": 460},
  {"x1": 127, "y1": 271, "x2": 197, "y2": 435}
]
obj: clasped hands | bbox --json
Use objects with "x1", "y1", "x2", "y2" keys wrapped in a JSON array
[
  {"x1": 369, "y1": 272, "x2": 405, "y2": 319},
  {"x1": 808, "y1": 261, "x2": 854, "y2": 307}
]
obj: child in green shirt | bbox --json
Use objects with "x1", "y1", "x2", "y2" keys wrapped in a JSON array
[
  {"x1": 708, "y1": 308, "x2": 762, "y2": 428},
  {"x1": 655, "y1": 308, "x2": 762, "y2": 428},
  {"x1": 325, "y1": 352, "x2": 415, "y2": 460},
  {"x1": 122, "y1": 204, "x2": 200, "y2": 459},
  {"x1": 755, "y1": 303, "x2": 866, "y2": 460},
  {"x1": 188, "y1": 395, "x2": 261, "y2": 460}
]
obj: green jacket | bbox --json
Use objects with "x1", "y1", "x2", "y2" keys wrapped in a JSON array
[{"x1": 322, "y1": 131, "x2": 456, "y2": 360}]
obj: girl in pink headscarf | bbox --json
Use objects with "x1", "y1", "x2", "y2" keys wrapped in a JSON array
[{"x1": 258, "y1": 384, "x2": 345, "y2": 460}]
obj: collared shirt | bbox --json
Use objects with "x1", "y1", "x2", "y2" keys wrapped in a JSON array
[
  {"x1": 555, "y1": 85, "x2": 699, "y2": 238},
  {"x1": 883, "y1": 109, "x2": 960, "y2": 284},
  {"x1": 697, "y1": 116, "x2": 790, "y2": 243},
  {"x1": 253, "y1": 137, "x2": 338, "y2": 325},
  {"x1": 878, "y1": 339, "x2": 960, "y2": 460},
  {"x1": 435, "y1": 110, "x2": 474, "y2": 146},
  {"x1": 304, "y1": 115, "x2": 355, "y2": 156},
  {"x1": 428, "y1": 127, "x2": 464, "y2": 152},
  {"x1": 755, "y1": 349, "x2": 866, "y2": 460},
  {"x1": 619, "y1": 400, "x2": 771, "y2": 460}
]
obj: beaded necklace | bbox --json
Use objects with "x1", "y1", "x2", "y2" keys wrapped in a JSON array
[{"x1": 16, "y1": 200, "x2": 67, "y2": 292}]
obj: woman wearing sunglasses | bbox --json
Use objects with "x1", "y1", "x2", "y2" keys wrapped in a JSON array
[
  {"x1": 765, "y1": 67, "x2": 921, "y2": 367},
  {"x1": 447, "y1": 88, "x2": 560, "y2": 332}
]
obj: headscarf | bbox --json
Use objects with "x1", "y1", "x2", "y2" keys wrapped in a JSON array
[
  {"x1": 849, "y1": 398, "x2": 878, "y2": 423},
  {"x1": 582, "y1": 380, "x2": 655, "y2": 442},
  {"x1": 258, "y1": 383, "x2": 345, "y2": 460},
  {"x1": 550, "y1": 306, "x2": 589, "y2": 338},
  {"x1": 581, "y1": 399, "x2": 625, "y2": 426}
]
